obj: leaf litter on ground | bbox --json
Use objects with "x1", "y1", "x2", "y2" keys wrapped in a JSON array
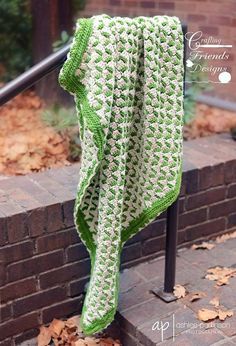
[
  {"x1": 191, "y1": 229, "x2": 236, "y2": 251},
  {"x1": 198, "y1": 307, "x2": 233, "y2": 322},
  {"x1": 37, "y1": 316, "x2": 121, "y2": 346},
  {"x1": 205, "y1": 266, "x2": 236, "y2": 286},
  {"x1": 0, "y1": 91, "x2": 72, "y2": 175},
  {"x1": 191, "y1": 241, "x2": 215, "y2": 250}
]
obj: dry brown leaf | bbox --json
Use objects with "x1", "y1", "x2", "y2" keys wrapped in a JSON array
[
  {"x1": 84, "y1": 336, "x2": 100, "y2": 345},
  {"x1": 48, "y1": 318, "x2": 65, "y2": 338},
  {"x1": 184, "y1": 103, "x2": 236, "y2": 141},
  {"x1": 100, "y1": 338, "x2": 115, "y2": 346},
  {"x1": 0, "y1": 91, "x2": 73, "y2": 176},
  {"x1": 216, "y1": 231, "x2": 236, "y2": 244},
  {"x1": 218, "y1": 309, "x2": 233, "y2": 321},
  {"x1": 74, "y1": 340, "x2": 87, "y2": 346},
  {"x1": 205, "y1": 266, "x2": 236, "y2": 286},
  {"x1": 174, "y1": 284, "x2": 186, "y2": 299},
  {"x1": 65, "y1": 315, "x2": 81, "y2": 329},
  {"x1": 37, "y1": 326, "x2": 51, "y2": 346},
  {"x1": 197, "y1": 308, "x2": 218, "y2": 322},
  {"x1": 209, "y1": 297, "x2": 220, "y2": 307},
  {"x1": 191, "y1": 242, "x2": 215, "y2": 250},
  {"x1": 188, "y1": 291, "x2": 206, "y2": 302}
]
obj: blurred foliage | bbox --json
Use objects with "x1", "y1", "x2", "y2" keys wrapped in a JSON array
[
  {"x1": 73, "y1": 0, "x2": 87, "y2": 11},
  {"x1": 42, "y1": 104, "x2": 81, "y2": 161},
  {"x1": 184, "y1": 60, "x2": 212, "y2": 124},
  {"x1": 0, "y1": 0, "x2": 32, "y2": 81},
  {"x1": 53, "y1": 31, "x2": 72, "y2": 52}
]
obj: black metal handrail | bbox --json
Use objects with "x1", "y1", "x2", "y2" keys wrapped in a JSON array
[{"x1": 0, "y1": 43, "x2": 70, "y2": 106}]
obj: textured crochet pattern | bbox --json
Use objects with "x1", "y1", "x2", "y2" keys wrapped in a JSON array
[{"x1": 59, "y1": 14, "x2": 184, "y2": 335}]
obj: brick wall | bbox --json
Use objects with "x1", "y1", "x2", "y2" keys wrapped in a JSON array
[
  {"x1": 0, "y1": 134, "x2": 236, "y2": 345},
  {"x1": 78, "y1": 0, "x2": 236, "y2": 102}
]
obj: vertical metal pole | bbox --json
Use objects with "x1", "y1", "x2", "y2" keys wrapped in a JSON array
[
  {"x1": 152, "y1": 23, "x2": 187, "y2": 303},
  {"x1": 164, "y1": 198, "x2": 179, "y2": 293}
]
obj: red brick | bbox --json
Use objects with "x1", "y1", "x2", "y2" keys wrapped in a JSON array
[
  {"x1": 209, "y1": 198, "x2": 236, "y2": 219},
  {"x1": 0, "y1": 215, "x2": 7, "y2": 245},
  {"x1": 8, "y1": 250, "x2": 64, "y2": 282},
  {"x1": 45, "y1": 203, "x2": 64, "y2": 232},
  {"x1": 199, "y1": 26, "x2": 219, "y2": 36},
  {"x1": 140, "y1": 1, "x2": 155, "y2": 8},
  {"x1": 36, "y1": 228, "x2": 78, "y2": 253},
  {"x1": 0, "y1": 312, "x2": 39, "y2": 341},
  {"x1": 185, "y1": 218, "x2": 226, "y2": 241},
  {"x1": 62, "y1": 199, "x2": 75, "y2": 227},
  {"x1": 42, "y1": 297, "x2": 83, "y2": 324},
  {"x1": 187, "y1": 14, "x2": 206, "y2": 22},
  {"x1": 179, "y1": 197, "x2": 185, "y2": 213},
  {"x1": 159, "y1": 2, "x2": 175, "y2": 10},
  {"x1": 13, "y1": 327, "x2": 39, "y2": 345},
  {"x1": 0, "y1": 240, "x2": 34, "y2": 264},
  {"x1": 27, "y1": 207, "x2": 46, "y2": 237},
  {"x1": 142, "y1": 235, "x2": 165, "y2": 256},
  {"x1": 0, "y1": 260, "x2": 6, "y2": 285},
  {"x1": 127, "y1": 219, "x2": 166, "y2": 245},
  {"x1": 0, "y1": 278, "x2": 37, "y2": 304},
  {"x1": 13, "y1": 286, "x2": 66, "y2": 317},
  {"x1": 66, "y1": 243, "x2": 88, "y2": 262},
  {"x1": 39, "y1": 259, "x2": 91, "y2": 289},
  {"x1": 211, "y1": 15, "x2": 232, "y2": 26},
  {"x1": 179, "y1": 207, "x2": 207, "y2": 230},
  {"x1": 185, "y1": 169, "x2": 199, "y2": 194},
  {"x1": 1, "y1": 303, "x2": 12, "y2": 322},
  {"x1": 121, "y1": 242, "x2": 142, "y2": 263},
  {"x1": 199, "y1": 164, "x2": 224, "y2": 190},
  {"x1": 228, "y1": 212, "x2": 236, "y2": 228},
  {"x1": 186, "y1": 186, "x2": 226, "y2": 210},
  {"x1": 0, "y1": 339, "x2": 13, "y2": 346},
  {"x1": 7, "y1": 213, "x2": 28, "y2": 243},
  {"x1": 225, "y1": 160, "x2": 236, "y2": 183},
  {"x1": 69, "y1": 277, "x2": 89, "y2": 297},
  {"x1": 109, "y1": 0, "x2": 121, "y2": 5}
]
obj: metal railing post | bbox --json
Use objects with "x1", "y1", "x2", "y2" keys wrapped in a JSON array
[{"x1": 152, "y1": 23, "x2": 187, "y2": 302}]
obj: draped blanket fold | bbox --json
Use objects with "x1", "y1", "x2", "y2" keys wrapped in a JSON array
[{"x1": 59, "y1": 14, "x2": 184, "y2": 335}]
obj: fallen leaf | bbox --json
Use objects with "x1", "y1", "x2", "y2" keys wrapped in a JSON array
[
  {"x1": 218, "y1": 309, "x2": 233, "y2": 321},
  {"x1": 191, "y1": 242, "x2": 215, "y2": 250},
  {"x1": 188, "y1": 291, "x2": 206, "y2": 302},
  {"x1": 74, "y1": 340, "x2": 87, "y2": 346},
  {"x1": 209, "y1": 297, "x2": 220, "y2": 307},
  {"x1": 100, "y1": 338, "x2": 115, "y2": 346},
  {"x1": 48, "y1": 318, "x2": 65, "y2": 338},
  {"x1": 216, "y1": 231, "x2": 236, "y2": 244},
  {"x1": 37, "y1": 326, "x2": 51, "y2": 346},
  {"x1": 65, "y1": 315, "x2": 81, "y2": 328},
  {"x1": 205, "y1": 266, "x2": 236, "y2": 286},
  {"x1": 174, "y1": 284, "x2": 186, "y2": 299},
  {"x1": 84, "y1": 336, "x2": 100, "y2": 345},
  {"x1": 197, "y1": 308, "x2": 218, "y2": 322}
]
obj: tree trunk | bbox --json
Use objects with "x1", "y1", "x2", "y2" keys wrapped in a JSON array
[{"x1": 31, "y1": 0, "x2": 73, "y2": 105}]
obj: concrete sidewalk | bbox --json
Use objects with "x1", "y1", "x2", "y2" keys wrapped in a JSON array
[{"x1": 118, "y1": 236, "x2": 236, "y2": 345}]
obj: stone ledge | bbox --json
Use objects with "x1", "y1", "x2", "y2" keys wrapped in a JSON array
[{"x1": 0, "y1": 134, "x2": 236, "y2": 344}]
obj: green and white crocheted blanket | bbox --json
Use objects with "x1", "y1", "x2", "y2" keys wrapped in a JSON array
[{"x1": 59, "y1": 14, "x2": 184, "y2": 335}]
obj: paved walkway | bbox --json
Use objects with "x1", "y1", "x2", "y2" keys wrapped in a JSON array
[
  {"x1": 20, "y1": 235, "x2": 236, "y2": 346},
  {"x1": 118, "y1": 235, "x2": 236, "y2": 345}
]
